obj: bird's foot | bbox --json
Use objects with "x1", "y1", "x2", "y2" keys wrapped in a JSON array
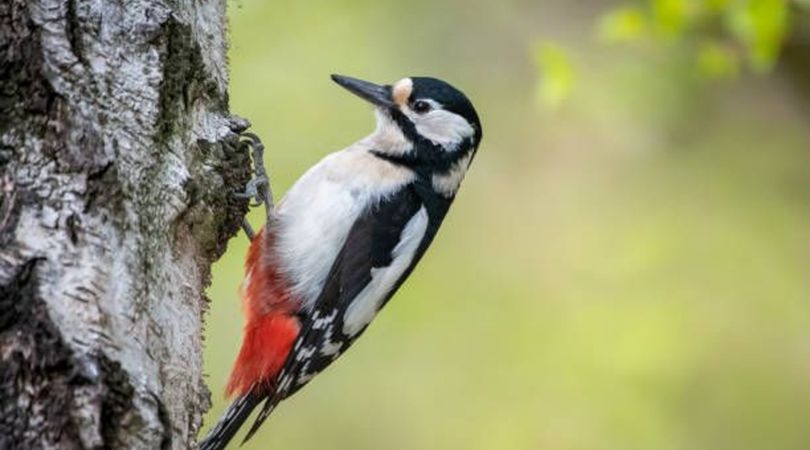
[
  {"x1": 234, "y1": 131, "x2": 277, "y2": 239},
  {"x1": 233, "y1": 175, "x2": 268, "y2": 207}
]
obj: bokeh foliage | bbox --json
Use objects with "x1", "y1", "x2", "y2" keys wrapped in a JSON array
[
  {"x1": 536, "y1": 0, "x2": 809, "y2": 109},
  {"x1": 203, "y1": 1, "x2": 810, "y2": 449}
]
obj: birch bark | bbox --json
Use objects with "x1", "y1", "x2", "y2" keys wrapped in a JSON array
[{"x1": 0, "y1": 0, "x2": 248, "y2": 448}]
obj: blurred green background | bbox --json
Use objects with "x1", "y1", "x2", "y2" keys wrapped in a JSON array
[{"x1": 203, "y1": 1, "x2": 810, "y2": 449}]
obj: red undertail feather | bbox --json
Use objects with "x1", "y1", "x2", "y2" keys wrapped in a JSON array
[{"x1": 226, "y1": 227, "x2": 300, "y2": 398}]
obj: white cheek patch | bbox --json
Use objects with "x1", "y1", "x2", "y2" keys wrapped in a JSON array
[
  {"x1": 432, "y1": 151, "x2": 474, "y2": 197},
  {"x1": 342, "y1": 207, "x2": 428, "y2": 337},
  {"x1": 413, "y1": 109, "x2": 475, "y2": 151}
]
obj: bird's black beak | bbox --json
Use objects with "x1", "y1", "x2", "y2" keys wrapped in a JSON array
[{"x1": 331, "y1": 74, "x2": 395, "y2": 108}]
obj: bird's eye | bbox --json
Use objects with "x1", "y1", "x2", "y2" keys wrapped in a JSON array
[{"x1": 412, "y1": 100, "x2": 432, "y2": 114}]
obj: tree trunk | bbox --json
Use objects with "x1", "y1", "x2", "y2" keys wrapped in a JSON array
[{"x1": 0, "y1": 0, "x2": 249, "y2": 449}]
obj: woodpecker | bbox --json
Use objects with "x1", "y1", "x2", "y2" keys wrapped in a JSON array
[{"x1": 200, "y1": 74, "x2": 482, "y2": 450}]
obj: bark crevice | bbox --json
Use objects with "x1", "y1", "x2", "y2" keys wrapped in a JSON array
[{"x1": 0, "y1": 0, "x2": 243, "y2": 448}]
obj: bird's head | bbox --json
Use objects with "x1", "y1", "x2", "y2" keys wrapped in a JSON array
[{"x1": 331, "y1": 74, "x2": 482, "y2": 184}]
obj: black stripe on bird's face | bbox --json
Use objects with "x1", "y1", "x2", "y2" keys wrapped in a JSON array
[
  {"x1": 332, "y1": 74, "x2": 481, "y2": 196},
  {"x1": 332, "y1": 74, "x2": 482, "y2": 161},
  {"x1": 406, "y1": 77, "x2": 481, "y2": 143}
]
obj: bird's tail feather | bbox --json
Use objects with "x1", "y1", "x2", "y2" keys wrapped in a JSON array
[
  {"x1": 199, "y1": 389, "x2": 263, "y2": 450},
  {"x1": 241, "y1": 396, "x2": 281, "y2": 444}
]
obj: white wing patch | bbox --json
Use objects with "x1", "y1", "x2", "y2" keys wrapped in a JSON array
[
  {"x1": 311, "y1": 308, "x2": 342, "y2": 356},
  {"x1": 342, "y1": 207, "x2": 429, "y2": 337}
]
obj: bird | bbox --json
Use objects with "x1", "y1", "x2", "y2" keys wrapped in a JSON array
[{"x1": 199, "y1": 74, "x2": 482, "y2": 450}]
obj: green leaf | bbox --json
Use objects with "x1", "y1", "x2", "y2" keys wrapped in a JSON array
[
  {"x1": 598, "y1": 6, "x2": 649, "y2": 44},
  {"x1": 532, "y1": 42, "x2": 577, "y2": 110},
  {"x1": 651, "y1": 0, "x2": 689, "y2": 39},
  {"x1": 727, "y1": 0, "x2": 789, "y2": 72}
]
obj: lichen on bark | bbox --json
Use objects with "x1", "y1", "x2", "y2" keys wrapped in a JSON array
[{"x1": 0, "y1": 0, "x2": 248, "y2": 448}]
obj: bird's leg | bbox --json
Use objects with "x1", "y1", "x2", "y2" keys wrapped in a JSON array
[
  {"x1": 241, "y1": 217, "x2": 256, "y2": 241},
  {"x1": 234, "y1": 131, "x2": 277, "y2": 240}
]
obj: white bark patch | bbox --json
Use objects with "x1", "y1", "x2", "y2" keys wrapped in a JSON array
[
  {"x1": 2, "y1": 0, "x2": 238, "y2": 447},
  {"x1": 342, "y1": 207, "x2": 428, "y2": 337}
]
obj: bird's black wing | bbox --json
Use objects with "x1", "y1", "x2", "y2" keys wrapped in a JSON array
[{"x1": 241, "y1": 183, "x2": 440, "y2": 442}]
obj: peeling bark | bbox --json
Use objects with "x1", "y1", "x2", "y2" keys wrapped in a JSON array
[{"x1": 0, "y1": 0, "x2": 248, "y2": 448}]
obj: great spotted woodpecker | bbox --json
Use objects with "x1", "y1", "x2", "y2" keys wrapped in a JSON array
[{"x1": 200, "y1": 75, "x2": 482, "y2": 450}]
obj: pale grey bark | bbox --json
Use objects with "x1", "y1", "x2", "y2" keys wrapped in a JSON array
[{"x1": 0, "y1": 0, "x2": 249, "y2": 449}]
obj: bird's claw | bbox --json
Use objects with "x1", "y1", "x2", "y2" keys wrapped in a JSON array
[
  {"x1": 235, "y1": 130, "x2": 277, "y2": 240},
  {"x1": 233, "y1": 175, "x2": 268, "y2": 207}
]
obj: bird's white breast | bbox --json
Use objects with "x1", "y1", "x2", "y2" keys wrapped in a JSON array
[{"x1": 274, "y1": 145, "x2": 416, "y2": 310}]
